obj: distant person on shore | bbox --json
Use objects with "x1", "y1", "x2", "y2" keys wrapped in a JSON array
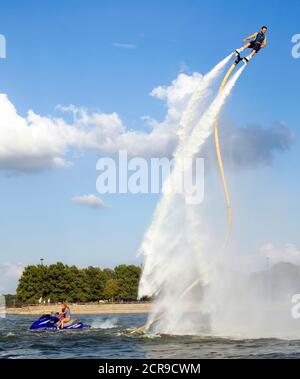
[{"x1": 57, "y1": 302, "x2": 72, "y2": 329}]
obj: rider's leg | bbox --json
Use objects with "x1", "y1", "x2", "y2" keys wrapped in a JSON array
[
  {"x1": 60, "y1": 317, "x2": 71, "y2": 329},
  {"x1": 244, "y1": 49, "x2": 257, "y2": 62},
  {"x1": 235, "y1": 42, "x2": 251, "y2": 55}
]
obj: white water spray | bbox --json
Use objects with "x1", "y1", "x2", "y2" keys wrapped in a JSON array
[
  {"x1": 177, "y1": 54, "x2": 232, "y2": 150},
  {"x1": 138, "y1": 55, "x2": 236, "y2": 298},
  {"x1": 138, "y1": 56, "x2": 300, "y2": 338},
  {"x1": 138, "y1": 57, "x2": 245, "y2": 335}
]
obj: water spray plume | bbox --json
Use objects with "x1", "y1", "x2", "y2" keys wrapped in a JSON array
[
  {"x1": 138, "y1": 55, "x2": 233, "y2": 299},
  {"x1": 134, "y1": 56, "x2": 245, "y2": 335},
  {"x1": 177, "y1": 54, "x2": 232, "y2": 150}
]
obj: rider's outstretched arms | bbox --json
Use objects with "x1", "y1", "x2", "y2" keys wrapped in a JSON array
[{"x1": 243, "y1": 32, "x2": 258, "y2": 42}]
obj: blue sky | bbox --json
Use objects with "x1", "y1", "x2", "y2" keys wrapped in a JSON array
[{"x1": 0, "y1": 0, "x2": 299, "y2": 292}]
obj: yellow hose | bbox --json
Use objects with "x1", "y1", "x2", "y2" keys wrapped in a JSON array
[{"x1": 214, "y1": 62, "x2": 237, "y2": 248}]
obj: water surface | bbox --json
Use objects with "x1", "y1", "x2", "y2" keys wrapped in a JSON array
[{"x1": 1, "y1": 314, "x2": 300, "y2": 359}]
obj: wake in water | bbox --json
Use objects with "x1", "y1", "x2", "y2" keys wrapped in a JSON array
[
  {"x1": 91, "y1": 318, "x2": 118, "y2": 329},
  {"x1": 138, "y1": 55, "x2": 246, "y2": 335}
]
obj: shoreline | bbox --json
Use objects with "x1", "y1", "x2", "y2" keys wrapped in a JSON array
[{"x1": 6, "y1": 303, "x2": 152, "y2": 315}]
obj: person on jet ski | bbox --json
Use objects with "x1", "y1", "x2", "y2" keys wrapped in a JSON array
[
  {"x1": 234, "y1": 26, "x2": 268, "y2": 64},
  {"x1": 58, "y1": 302, "x2": 72, "y2": 329}
]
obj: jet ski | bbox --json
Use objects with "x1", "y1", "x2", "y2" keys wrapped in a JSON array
[{"x1": 29, "y1": 314, "x2": 91, "y2": 331}]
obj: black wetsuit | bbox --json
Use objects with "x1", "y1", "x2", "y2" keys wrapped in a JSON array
[{"x1": 249, "y1": 32, "x2": 266, "y2": 53}]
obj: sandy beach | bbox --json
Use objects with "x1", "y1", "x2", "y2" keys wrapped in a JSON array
[{"x1": 6, "y1": 303, "x2": 152, "y2": 315}]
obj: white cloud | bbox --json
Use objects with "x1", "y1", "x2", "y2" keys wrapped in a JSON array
[
  {"x1": 0, "y1": 262, "x2": 24, "y2": 278},
  {"x1": 150, "y1": 72, "x2": 203, "y2": 121},
  {"x1": 112, "y1": 42, "x2": 136, "y2": 49},
  {"x1": 71, "y1": 194, "x2": 106, "y2": 209},
  {"x1": 0, "y1": 73, "x2": 200, "y2": 172},
  {"x1": 221, "y1": 243, "x2": 300, "y2": 274},
  {"x1": 260, "y1": 243, "x2": 300, "y2": 266},
  {"x1": 0, "y1": 70, "x2": 291, "y2": 173},
  {"x1": 0, "y1": 262, "x2": 24, "y2": 294},
  {"x1": 209, "y1": 122, "x2": 293, "y2": 169}
]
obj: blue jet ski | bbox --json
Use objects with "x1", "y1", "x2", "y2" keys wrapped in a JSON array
[{"x1": 29, "y1": 314, "x2": 90, "y2": 331}]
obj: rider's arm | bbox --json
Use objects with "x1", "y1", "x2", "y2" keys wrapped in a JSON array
[
  {"x1": 64, "y1": 307, "x2": 70, "y2": 317},
  {"x1": 243, "y1": 32, "x2": 257, "y2": 42},
  {"x1": 261, "y1": 36, "x2": 267, "y2": 48}
]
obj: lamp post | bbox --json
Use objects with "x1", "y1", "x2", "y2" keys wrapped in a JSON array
[{"x1": 40, "y1": 258, "x2": 45, "y2": 302}]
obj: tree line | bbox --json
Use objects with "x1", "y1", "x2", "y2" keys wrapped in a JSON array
[{"x1": 16, "y1": 263, "x2": 142, "y2": 304}]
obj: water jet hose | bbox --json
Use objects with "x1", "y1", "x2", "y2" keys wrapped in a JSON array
[
  {"x1": 214, "y1": 62, "x2": 237, "y2": 248},
  {"x1": 132, "y1": 60, "x2": 239, "y2": 334}
]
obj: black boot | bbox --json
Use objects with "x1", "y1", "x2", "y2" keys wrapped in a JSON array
[{"x1": 234, "y1": 54, "x2": 242, "y2": 65}]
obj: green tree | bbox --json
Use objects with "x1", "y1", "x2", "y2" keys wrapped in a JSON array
[
  {"x1": 4, "y1": 294, "x2": 19, "y2": 307},
  {"x1": 114, "y1": 265, "x2": 141, "y2": 300},
  {"x1": 84, "y1": 266, "x2": 105, "y2": 301},
  {"x1": 16, "y1": 262, "x2": 142, "y2": 304},
  {"x1": 44, "y1": 262, "x2": 71, "y2": 303},
  {"x1": 103, "y1": 279, "x2": 120, "y2": 301},
  {"x1": 16, "y1": 265, "x2": 47, "y2": 304},
  {"x1": 66, "y1": 265, "x2": 89, "y2": 302}
]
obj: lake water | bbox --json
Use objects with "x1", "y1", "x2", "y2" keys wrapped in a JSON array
[{"x1": 1, "y1": 314, "x2": 300, "y2": 359}]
